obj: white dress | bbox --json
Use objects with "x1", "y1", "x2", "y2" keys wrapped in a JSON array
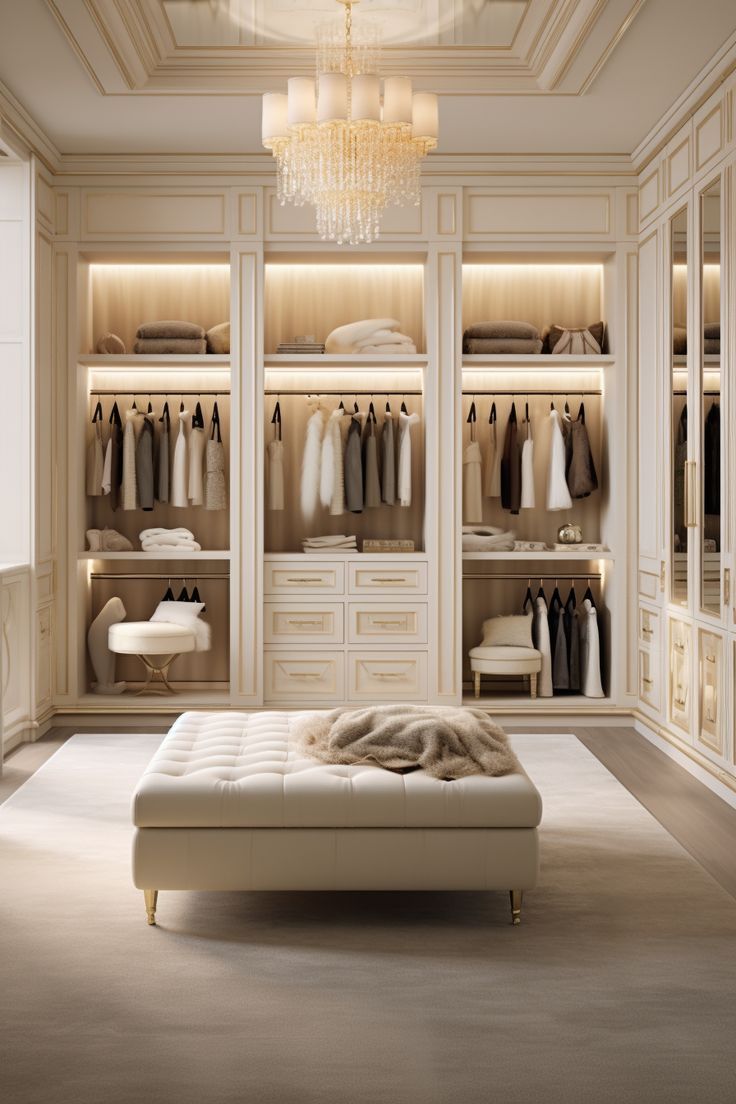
[
  {"x1": 546, "y1": 409, "x2": 573, "y2": 511},
  {"x1": 170, "y1": 409, "x2": 191, "y2": 508},
  {"x1": 319, "y1": 408, "x2": 345, "y2": 515},
  {"x1": 301, "y1": 405, "x2": 325, "y2": 519},
  {"x1": 532, "y1": 596, "x2": 553, "y2": 697},
  {"x1": 580, "y1": 598, "x2": 605, "y2": 698},
  {"x1": 520, "y1": 419, "x2": 535, "y2": 509},
  {"x1": 463, "y1": 437, "x2": 484, "y2": 524},
  {"x1": 397, "y1": 411, "x2": 420, "y2": 507}
]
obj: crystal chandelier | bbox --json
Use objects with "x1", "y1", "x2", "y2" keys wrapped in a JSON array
[{"x1": 261, "y1": 0, "x2": 438, "y2": 245}]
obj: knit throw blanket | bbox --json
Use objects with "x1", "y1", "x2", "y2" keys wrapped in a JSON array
[{"x1": 293, "y1": 704, "x2": 519, "y2": 780}]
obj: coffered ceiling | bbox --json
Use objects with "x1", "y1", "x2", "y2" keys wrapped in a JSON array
[{"x1": 0, "y1": 0, "x2": 734, "y2": 162}]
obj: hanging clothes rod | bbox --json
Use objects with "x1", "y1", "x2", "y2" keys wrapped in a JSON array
[
  {"x1": 89, "y1": 572, "x2": 229, "y2": 582},
  {"x1": 90, "y1": 389, "x2": 228, "y2": 397},
  {"x1": 263, "y1": 389, "x2": 423, "y2": 397},
  {"x1": 461, "y1": 389, "x2": 602, "y2": 397},
  {"x1": 673, "y1": 390, "x2": 720, "y2": 396},
  {"x1": 462, "y1": 572, "x2": 603, "y2": 581}
]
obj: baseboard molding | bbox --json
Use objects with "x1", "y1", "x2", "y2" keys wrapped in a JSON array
[{"x1": 634, "y1": 711, "x2": 736, "y2": 810}]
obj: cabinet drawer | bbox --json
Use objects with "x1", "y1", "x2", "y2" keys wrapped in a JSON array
[
  {"x1": 347, "y1": 603, "x2": 427, "y2": 644},
  {"x1": 639, "y1": 605, "x2": 659, "y2": 647},
  {"x1": 668, "y1": 617, "x2": 691, "y2": 735},
  {"x1": 264, "y1": 560, "x2": 344, "y2": 595},
  {"x1": 348, "y1": 651, "x2": 427, "y2": 700},
  {"x1": 638, "y1": 647, "x2": 660, "y2": 711},
  {"x1": 264, "y1": 651, "x2": 344, "y2": 702},
  {"x1": 348, "y1": 561, "x2": 427, "y2": 595},
  {"x1": 264, "y1": 602, "x2": 343, "y2": 644},
  {"x1": 698, "y1": 629, "x2": 723, "y2": 755}
]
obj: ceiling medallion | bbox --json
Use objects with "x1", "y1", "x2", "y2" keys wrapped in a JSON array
[{"x1": 261, "y1": 0, "x2": 438, "y2": 245}]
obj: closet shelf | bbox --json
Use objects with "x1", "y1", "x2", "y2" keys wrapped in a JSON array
[
  {"x1": 265, "y1": 551, "x2": 427, "y2": 561},
  {"x1": 72, "y1": 689, "x2": 231, "y2": 710},
  {"x1": 79, "y1": 551, "x2": 231, "y2": 561},
  {"x1": 79, "y1": 355, "x2": 231, "y2": 368},
  {"x1": 265, "y1": 353, "x2": 428, "y2": 367},
  {"x1": 462, "y1": 551, "x2": 613, "y2": 562},
  {"x1": 462, "y1": 354, "x2": 613, "y2": 367}
]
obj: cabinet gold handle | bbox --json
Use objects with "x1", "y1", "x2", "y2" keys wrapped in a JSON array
[
  {"x1": 641, "y1": 677, "x2": 654, "y2": 687},
  {"x1": 704, "y1": 654, "x2": 716, "y2": 664},
  {"x1": 723, "y1": 568, "x2": 730, "y2": 606},
  {"x1": 642, "y1": 626, "x2": 653, "y2": 637},
  {"x1": 369, "y1": 577, "x2": 408, "y2": 584},
  {"x1": 685, "y1": 460, "x2": 697, "y2": 528},
  {"x1": 286, "y1": 671, "x2": 323, "y2": 681},
  {"x1": 370, "y1": 619, "x2": 407, "y2": 628},
  {"x1": 371, "y1": 671, "x2": 405, "y2": 680},
  {"x1": 673, "y1": 641, "x2": 685, "y2": 654},
  {"x1": 285, "y1": 619, "x2": 324, "y2": 627},
  {"x1": 285, "y1": 577, "x2": 322, "y2": 584}
]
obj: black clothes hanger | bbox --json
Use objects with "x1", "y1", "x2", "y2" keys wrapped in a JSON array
[
  {"x1": 162, "y1": 579, "x2": 175, "y2": 602},
  {"x1": 489, "y1": 401, "x2": 496, "y2": 424},
  {"x1": 509, "y1": 401, "x2": 517, "y2": 423},
  {"x1": 536, "y1": 581, "x2": 547, "y2": 602},
  {"x1": 270, "y1": 400, "x2": 281, "y2": 441},
  {"x1": 339, "y1": 399, "x2": 346, "y2": 412},
  {"x1": 147, "y1": 399, "x2": 154, "y2": 415},
  {"x1": 578, "y1": 401, "x2": 586, "y2": 424},
  {"x1": 91, "y1": 400, "x2": 103, "y2": 423},
  {"x1": 109, "y1": 401, "x2": 122, "y2": 428},
  {"x1": 525, "y1": 400, "x2": 530, "y2": 423},
  {"x1": 159, "y1": 401, "x2": 170, "y2": 428},
  {"x1": 190, "y1": 583, "x2": 205, "y2": 612},
  {"x1": 353, "y1": 399, "x2": 360, "y2": 415},
  {"x1": 466, "y1": 401, "x2": 477, "y2": 423},
  {"x1": 132, "y1": 399, "x2": 138, "y2": 412},
  {"x1": 179, "y1": 399, "x2": 185, "y2": 413},
  {"x1": 550, "y1": 399, "x2": 555, "y2": 411},
  {"x1": 177, "y1": 583, "x2": 190, "y2": 602},
  {"x1": 193, "y1": 401, "x2": 204, "y2": 429},
  {"x1": 385, "y1": 397, "x2": 391, "y2": 414},
  {"x1": 566, "y1": 582, "x2": 577, "y2": 608},
  {"x1": 401, "y1": 399, "x2": 408, "y2": 414},
  {"x1": 368, "y1": 401, "x2": 377, "y2": 424},
  {"x1": 523, "y1": 580, "x2": 534, "y2": 612},
  {"x1": 583, "y1": 580, "x2": 595, "y2": 606}
]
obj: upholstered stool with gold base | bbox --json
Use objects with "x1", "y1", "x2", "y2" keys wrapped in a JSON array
[{"x1": 108, "y1": 621, "x2": 196, "y2": 694}]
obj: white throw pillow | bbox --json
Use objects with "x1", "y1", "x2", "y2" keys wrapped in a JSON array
[
  {"x1": 481, "y1": 613, "x2": 533, "y2": 649},
  {"x1": 150, "y1": 601, "x2": 204, "y2": 626}
]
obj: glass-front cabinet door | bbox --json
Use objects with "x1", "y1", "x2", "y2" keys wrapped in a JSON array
[
  {"x1": 698, "y1": 178, "x2": 722, "y2": 618},
  {"x1": 670, "y1": 206, "x2": 690, "y2": 608}
]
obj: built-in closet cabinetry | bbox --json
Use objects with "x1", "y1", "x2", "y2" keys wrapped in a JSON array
[
  {"x1": 636, "y1": 72, "x2": 736, "y2": 792},
  {"x1": 40, "y1": 175, "x2": 638, "y2": 720}
]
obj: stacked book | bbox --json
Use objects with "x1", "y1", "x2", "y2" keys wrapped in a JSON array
[{"x1": 276, "y1": 342, "x2": 325, "y2": 354}]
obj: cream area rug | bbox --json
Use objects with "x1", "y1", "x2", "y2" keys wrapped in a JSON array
[{"x1": 1, "y1": 733, "x2": 735, "y2": 1104}]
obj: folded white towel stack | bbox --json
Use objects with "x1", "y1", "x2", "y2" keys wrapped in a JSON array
[
  {"x1": 325, "y1": 318, "x2": 417, "y2": 355},
  {"x1": 302, "y1": 534, "x2": 358, "y2": 553},
  {"x1": 139, "y1": 527, "x2": 202, "y2": 553}
]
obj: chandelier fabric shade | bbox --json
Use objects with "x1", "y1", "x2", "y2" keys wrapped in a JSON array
[{"x1": 261, "y1": 0, "x2": 438, "y2": 245}]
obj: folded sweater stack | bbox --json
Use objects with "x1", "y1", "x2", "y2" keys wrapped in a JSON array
[
  {"x1": 463, "y1": 321, "x2": 542, "y2": 355},
  {"x1": 325, "y1": 318, "x2": 416, "y2": 355},
  {"x1": 134, "y1": 321, "x2": 206, "y2": 355},
  {"x1": 140, "y1": 527, "x2": 202, "y2": 553},
  {"x1": 302, "y1": 534, "x2": 358, "y2": 553}
]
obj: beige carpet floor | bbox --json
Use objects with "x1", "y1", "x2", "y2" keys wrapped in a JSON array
[{"x1": 1, "y1": 733, "x2": 735, "y2": 1104}]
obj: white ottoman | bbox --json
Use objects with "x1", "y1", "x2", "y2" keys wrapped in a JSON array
[
  {"x1": 132, "y1": 710, "x2": 543, "y2": 927},
  {"x1": 109, "y1": 621, "x2": 196, "y2": 695},
  {"x1": 469, "y1": 646, "x2": 542, "y2": 699}
]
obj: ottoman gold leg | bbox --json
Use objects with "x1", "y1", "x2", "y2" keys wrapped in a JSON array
[
  {"x1": 510, "y1": 889, "x2": 522, "y2": 925},
  {"x1": 144, "y1": 889, "x2": 158, "y2": 926},
  {"x1": 474, "y1": 671, "x2": 481, "y2": 698}
]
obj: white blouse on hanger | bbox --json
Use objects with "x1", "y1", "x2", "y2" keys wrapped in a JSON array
[
  {"x1": 397, "y1": 410, "x2": 420, "y2": 507},
  {"x1": 520, "y1": 417, "x2": 535, "y2": 509},
  {"x1": 532, "y1": 596, "x2": 553, "y2": 697},
  {"x1": 301, "y1": 403, "x2": 326, "y2": 519},
  {"x1": 546, "y1": 408, "x2": 573, "y2": 511},
  {"x1": 171, "y1": 408, "x2": 191, "y2": 508},
  {"x1": 579, "y1": 597, "x2": 605, "y2": 698}
]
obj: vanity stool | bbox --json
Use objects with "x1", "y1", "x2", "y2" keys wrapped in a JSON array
[
  {"x1": 108, "y1": 622, "x2": 196, "y2": 694},
  {"x1": 469, "y1": 646, "x2": 542, "y2": 699}
]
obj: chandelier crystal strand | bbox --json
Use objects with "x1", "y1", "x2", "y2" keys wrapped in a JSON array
[{"x1": 262, "y1": 0, "x2": 438, "y2": 245}]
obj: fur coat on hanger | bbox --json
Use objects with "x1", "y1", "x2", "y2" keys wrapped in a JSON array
[{"x1": 301, "y1": 401, "x2": 326, "y2": 519}]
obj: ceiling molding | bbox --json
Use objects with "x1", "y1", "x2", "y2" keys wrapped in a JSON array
[
  {"x1": 631, "y1": 29, "x2": 736, "y2": 172},
  {"x1": 0, "y1": 79, "x2": 60, "y2": 172},
  {"x1": 44, "y1": 0, "x2": 644, "y2": 95}
]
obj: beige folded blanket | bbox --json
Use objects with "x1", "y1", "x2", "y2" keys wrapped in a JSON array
[
  {"x1": 137, "y1": 321, "x2": 205, "y2": 340},
  {"x1": 134, "y1": 339, "x2": 206, "y2": 354},
  {"x1": 464, "y1": 321, "x2": 539, "y2": 341},
  {"x1": 464, "y1": 338, "x2": 543, "y2": 354},
  {"x1": 293, "y1": 704, "x2": 519, "y2": 780}
]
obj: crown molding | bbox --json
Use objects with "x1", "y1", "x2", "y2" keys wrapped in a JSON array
[
  {"x1": 0, "y1": 80, "x2": 60, "y2": 171},
  {"x1": 631, "y1": 30, "x2": 736, "y2": 173}
]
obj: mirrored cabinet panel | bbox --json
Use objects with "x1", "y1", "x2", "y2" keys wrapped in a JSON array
[
  {"x1": 700, "y1": 179, "x2": 721, "y2": 616},
  {"x1": 670, "y1": 207, "x2": 689, "y2": 608}
]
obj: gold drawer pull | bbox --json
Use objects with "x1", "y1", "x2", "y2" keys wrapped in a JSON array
[
  {"x1": 369, "y1": 577, "x2": 409, "y2": 584},
  {"x1": 641, "y1": 676, "x2": 654, "y2": 687},
  {"x1": 641, "y1": 626, "x2": 653, "y2": 637},
  {"x1": 285, "y1": 619, "x2": 324, "y2": 627},
  {"x1": 285, "y1": 671, "x2": 324, "y2": 681},
  {"x1": 370, "y1": 618, "x2": 408, "y2": 628},
  {"x1": 673, "y1": 641, "x2": 685, "y2": 654},
  {"x1": 704, "y1": 654, "x2": 716, "y2": 664},
  {"x1": 285, "y1": 577, "x2": 323, "y2": 584},
  {"x1": 372, "y1": 671, "x2": 406, "y2": 680}
]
